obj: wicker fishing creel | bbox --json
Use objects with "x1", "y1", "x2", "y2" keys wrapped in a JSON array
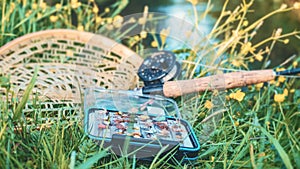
[{"x1": 0, "y1": 29, "x2": 143, "y2": 120}]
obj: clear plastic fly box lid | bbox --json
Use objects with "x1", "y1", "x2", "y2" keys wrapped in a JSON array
[{"x1": 84, "y1": 87, "x2": 200, "y2": 161}]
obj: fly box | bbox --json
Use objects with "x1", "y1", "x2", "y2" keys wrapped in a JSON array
[{"x1": 84, "y1": 88, "x2": 200, "y2": 162}]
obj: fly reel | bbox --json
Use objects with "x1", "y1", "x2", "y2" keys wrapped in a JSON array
[{"x1": 137, "y1": 51, "x2": 181, "y2": 94}]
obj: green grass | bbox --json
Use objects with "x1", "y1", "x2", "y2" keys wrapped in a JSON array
[{"x1": 1, "y1": 0, "x2": 300, "y2": 168}]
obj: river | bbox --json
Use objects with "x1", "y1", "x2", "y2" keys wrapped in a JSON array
[{"x1": 121, "y1": 0, "x2": 300, "y2": 69}]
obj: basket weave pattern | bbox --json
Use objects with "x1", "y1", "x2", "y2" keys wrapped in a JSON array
[{"x1": 0, "y1": 29, "x2": 143, "y2": 102}]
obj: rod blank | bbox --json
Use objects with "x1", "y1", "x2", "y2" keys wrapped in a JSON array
[{"x1": 276, "y1": 68, "x2": 300, "y2": 76}]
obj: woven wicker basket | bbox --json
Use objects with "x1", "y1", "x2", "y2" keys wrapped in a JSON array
[{"x1": 0, "y1": 29, "x2": 143, "y2": 120}]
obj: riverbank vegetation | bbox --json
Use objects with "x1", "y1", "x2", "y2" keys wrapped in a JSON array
[{"x1": 0, "y1": 0, "x2": 299, "y2": 168}]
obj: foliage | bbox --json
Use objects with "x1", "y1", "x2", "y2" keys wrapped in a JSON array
[
  {"x1": 0, "y1": 0, "x2": 127, "y2": 46},
  {"x1": 0, "y1": 0, "x2": 300, "y2": 168}
]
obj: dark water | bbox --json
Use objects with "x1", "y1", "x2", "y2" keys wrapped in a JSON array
[{"x1": 122, "y1": 0, "x2": 300, "y2": 68}]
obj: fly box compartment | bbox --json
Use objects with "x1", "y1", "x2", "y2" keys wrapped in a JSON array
[{"x1": 84, "y1": 88, "x2": 200, "y2": 162}]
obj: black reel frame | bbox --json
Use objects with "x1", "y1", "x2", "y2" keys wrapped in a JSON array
[{"x1": 138, "y1": 51, "x2": 181, "y2": 94}]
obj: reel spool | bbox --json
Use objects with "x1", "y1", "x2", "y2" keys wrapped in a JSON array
[{"x1": 137, "y1": 51, "x2": 181, "y2": 94}]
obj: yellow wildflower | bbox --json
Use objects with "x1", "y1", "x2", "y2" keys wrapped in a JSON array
[
  {"x1": 55, "y1": 3, "x2": 62, "y2": 10},
  {"x1": 105, "y1": 7, "x2": 110, "y2": 13},
  {"x1": 40, "y1": 2, "x2": 47, "y2": 10},
  {"x1": 140, "y1": 30, "x2": 147, "y2": 39},
  {"x1": 224, "y1": 11, "x2": 232, "y2": 15},
  {"x1": 106, "y1": 17, "x2": 112, "y2": 24},
  {"x1": 71, "y1": 0, "x2": 80, "y2": 8},
  {"x1": 133, "y1": 35, "x2": 140, "y2": 41},
  {"x1": 274, "y1": 93, "x2": 285, "y2": 103},
  {"x1": 212, "y1": 89, "x2": 219, "y2": 96},
  {"x1": 37, "y1": 13, "x2": 42, "y2": 19},
  {"x1": 294, "y1": 2, "x2": 300, "y2": 9},
  {"x1": 9, "y1": 2, "x2": 16, "y2": 13},
  {"x1": 11, "y1": 2, "x2": 16, "y2": 9},
  {"x1": 256, "y1": 82, "x2": 264, "y2": 90},
  {"x1": 283, "y1": 88, "x2": 288, "y2": 96},
  {"x1": 290, "y1": 89, "x2": 295, "y2": 93},
  {"x1": 241, "y1": 42, "x2": 255, "y2": 55},
  {"x1": 243, "y1": 20, "x2": 249, "y2": 27},
  {"x1": 105, "y1": 24, "x2": 113, "y2": 30},
  {"x1": 113, "y1": 15, "x2": 124, "y2": 28},
  {"x1": 77, "y1": 25, "x2": 84, "y2": 31},
  {"x1": 128, "y1": 17, "x2": 136, "y2": 23},
  {"x1": 187, "y1": 0, "x2": 198, "y2": 5},
  {"x1": 93, "y1": 6, "x2": 99, "y2": 13},
  {"x1": 249, "y1": 58, "x2": 254, "y2": 63},
  {"x1": 211, "y1": 156, "x2": 215, "y2": 162},
  {"x1": 283, "y1": 39, "x2": 289, "y2": 44},
  {"x1": 71, "y1": 0, "x2": 77, "y2": 5},
  {"x1": 293, "y1": 61, "x2": 298, "y2": 68},
  {"x1": 229, "y1": 90, "x2": 245, "y2": 102},
  {"x1": 235, "y1": 90, "x2": 246, "y2": 101},
  {"x1": 254, "y1": 54, "x2": 263, "y2": 62},
  {"x1": 95, "y1": 16, "x2": 102, "y2": 24},
  {"x1": 204, "y1": 100, "x2": 213, "y2": 109},
  {"x1": 234, "y1": 121, "x2": 239, "y2": 127},
  {"x1": 160, "y1": 28, "x2": 170, "y2": 46},
  {"x1": 275, "y1": 28, "x2": 282, "y2": 37},
  {"x1": 25, "y1": 10, "x2": 32, "y2": 17},
  {"x1": 138, "y1": 17, "x2": 146, "y2": 25},
  {"x1": 50, "y1": 15, "x2": 58, "y2": 22},
  {"x1": 32, "y1": 3, "x2": 38, "y2": 9},
  {"x1": 269, "y1": 80, "x2": 276, "y2": 85},
  {"x1": 151, "y1": 41, "x2": 158, "y2": 47},
  {"x1": 232, "y1": 59, "x2": 243, "y2": 67},
  {"x1": 225, "y1": 95, "x2": 230, "y2": 100},
  {"x1": 265, "y1": 46, "x2": 270, "y2": 53},
  {"x1": 148, "y1": 13, "x2": 153, "y2": 19},
  {"x1": 278, "y1": 76, "x2": 286, "y2": 83},
  {"x1": 276, "y1": 67, "x2": 286, "y2": 72},
  {"x1": 280, "y1": 4, "x2": 288, "y2": 10}
]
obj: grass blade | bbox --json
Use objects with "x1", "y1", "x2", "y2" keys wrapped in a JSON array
[
  {"x1": 292, "y1": 149, "x2": 300, "y2": 169},
  {"x1": 13, "y1": 67, "x2": 38, "y2": 121},
  {"x1": 259, "y1": 126, "x2": 293, "y2": 169},
  {"x1": 75, "y1": 150, "x2": 108, "y2": 169},
  {"x1": 69, "y1": 151, "x2": 77, "y2": 169}
]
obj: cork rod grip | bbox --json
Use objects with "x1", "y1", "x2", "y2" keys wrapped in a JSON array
[{"x1": 163, "y1": 69, "x2": 276, "y2": 97}]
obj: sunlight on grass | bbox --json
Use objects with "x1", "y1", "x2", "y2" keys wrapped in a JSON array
[{"x1": 0, "y1": 0, "x2": 300, "y2": 168}]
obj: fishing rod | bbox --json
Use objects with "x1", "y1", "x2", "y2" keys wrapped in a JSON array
[{"x1": 137, "y1": 51, "x2": 300, "y2": 98}]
